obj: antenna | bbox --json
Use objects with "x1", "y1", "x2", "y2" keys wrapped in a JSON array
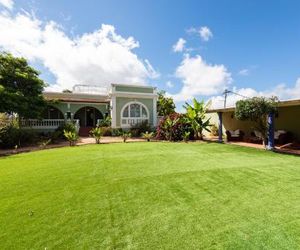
[{"x1": 223, "y1": 89, "x2": 249, "y2": 108}]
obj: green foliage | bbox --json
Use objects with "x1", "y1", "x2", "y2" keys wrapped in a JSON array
[
  {"x1": 55, "y1": 122, "x2": 76, "y2": 139},
  {"x1": 157, "y1": 90, "x2": 176, "y2": 116},
  {"x1": 97, "y1": 116, "x2": 111, "y2": 127},
  {"x1": 141, "y1": 131, "x2": 154, "y2": 142},
  {"x1": 111, "y1": 128, "x2": 123, "y2": 136},
  {"x1": 235, "y1": 96, "x2": 278, "y2": 146},
  {"x1": 0, "y1": 52, "x2": 47, "y2": 118},
  {"x1": 0, "y1": 122, "x2": 38, "y2": 148},
  {"x1": 100, "y1": 126, "x2": 112, "y2": 136},
  {"x1": 210, "y1": 124, "x2": 219, "y2": 136},
  {"x1": 89, "y1": 127, "x2": 102, "y2": 144},
  {"x1": 183, "y1": 98, "x2": 211, "y2": 140},
  {"x1": 183, "y1": 131, "x2": 191, "y2": 142},
  {"x1": 121, "y1": 132, "x2": 131, "y2": 142},
  {"x1": 156, "y1": 113, "x2": 190, "y2": 141},
  {"x1": 130, "y1": 120, "x2": 151, "y2": 137},
  {"x1": 63, "y1": 130, "x2": 78, "y2": 146},
  {"x1": 39, "y1": 139, "x2": 52, "y2": 149}
]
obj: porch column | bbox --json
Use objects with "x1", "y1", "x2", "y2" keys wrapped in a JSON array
[
  {"x1": 267, "y1": 112, "x2": 275, "y2": 150},
  {"x1": 218, "y1": 112, "x2": 223, "y2": 143}
]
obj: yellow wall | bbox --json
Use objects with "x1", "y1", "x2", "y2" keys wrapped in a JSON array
[{"x1": 206, "y1": 105, "x2": 300, "y2": 140}]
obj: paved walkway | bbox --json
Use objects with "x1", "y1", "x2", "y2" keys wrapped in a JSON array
[{"x1": 0, "y1": 137, "x2": 146, "y2": 156}]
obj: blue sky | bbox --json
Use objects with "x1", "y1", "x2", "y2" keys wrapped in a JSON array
[{"x1": 1, "y1": 0, "x2": 300, "y2": 109}]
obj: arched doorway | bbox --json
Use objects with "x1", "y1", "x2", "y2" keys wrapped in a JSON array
[
  {"x1": 74, "y1": 107, "x2": 103, "y2": 127},
  {"x1": 42, "y1": 106, "x2": 64, "y2": 119}
]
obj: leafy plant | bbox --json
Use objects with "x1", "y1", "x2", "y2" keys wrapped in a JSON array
[
  {"x1": 97, "y1": 116, "x2": 111, "y2": 127},
  {"x1": 157, "y1": 91, "x2": 176, "y2": 116},
  {"x1": 39, "y1": 139, "x2": 52, "y2": 149},
  {"x1": 141, "y1": 131, "x2": 154, "y2": 142},
  {"x1": 183, "y1": 131, "x2": 191, "y2": 143},
  {"x1": 210, "y1": 124, "x2": 219, "y2": 136},
  {"x1": 100, "y1": 126, "x2": 112, "y2": 136},
  {"x1": 184, "y1": 98, "x2": 211, "y2": 140},
  {"x1": 0, "y1": 52, "x2": 47, "y2": 119},
  {"x1": 89, "y1": 127, "x2": 102, "y2": 144},
  {"x1": 122, "y1": 132, "x2": 131, "y2": 143},
  {"x1": 235, "y1": 96, "x2": 278, "y2": 147},
  {"x1": 130, "y1": 120, "x2": 151, "y2": 137},
  {"x1": 63, "y1": 130, "x2": 78, "y2": 146},
  {"x1": 156, "y1": 113, "x2": 190, "y2": 141}
]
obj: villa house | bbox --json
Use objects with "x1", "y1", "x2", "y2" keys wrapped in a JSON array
[{"x1": 21, "y1": 84, "x2": 158, "y2": 136}]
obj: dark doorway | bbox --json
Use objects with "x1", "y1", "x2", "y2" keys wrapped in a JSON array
[{"x1": 74, "y1": 107, "x2": 103, "y2": 127}]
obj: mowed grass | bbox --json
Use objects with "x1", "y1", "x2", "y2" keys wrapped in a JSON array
[{"x1": 0, "y1": 142, "x2": 300, "y2": 249}]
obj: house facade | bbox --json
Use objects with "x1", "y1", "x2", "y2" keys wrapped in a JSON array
[{"x1": 21, "y1": 84, "x2": 158, "y2": 135}]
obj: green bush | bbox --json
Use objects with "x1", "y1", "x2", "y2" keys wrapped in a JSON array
[
  {"x1": 141, "y1": 131, "x2": 154, "y2": 142},
  {"x1": 111, "y1": 128, "x2": 123, "y2": 136},
  {"x1": 100, "y1": 127, "x2": 112, "y2": 136},
  {"x1": 97, "y1": 117, "x2": 111, "y2": 127},
  {"x1": 63, "y1": 130, "x2": 78, "y2": 146},
  {"x1": 0, "y1": 124, "x2": 38, "y2": 149},
  {"x1": 130, "y1": 120, "x2": 152, "y2": 137},
  {"x1": 122, "y1": 132, "x2": 131, "y2": 142},
  {"x1": 89, "y1": 127, "x2": 102, "y2": 144},
  {"x1": 183, "y1": 131, "x2": 191, "y2": 142},
  {"x1": 210, "y1": 124, "x2": 219, "y2": 136}
]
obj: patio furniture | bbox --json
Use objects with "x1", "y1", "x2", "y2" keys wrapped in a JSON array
[
  {"x1": 226, "y1": 129, "x2": 244, "y2": 142},
  {"x1": 274, "y1": 130, "x2": 293, "y2": 145}
]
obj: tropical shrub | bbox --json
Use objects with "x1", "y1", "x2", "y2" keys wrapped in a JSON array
[
  {"x1": 235, "y1": 96, "x2": 278, "y2": 147},
  {"x1": 39, "y1": 139, "x2": 52, "y2": 149},
  {"x1": 130, "y1": 120, "x2": 151, "y2": 137},
  {"x1": 63, "y1": 130, "x2": 78, "y2": 146},
  {"x1": 89, "y1": 127, "x2": 102, "y2": 144},
  {"x1": 157, "y1": 91, "x2": 176, "y2": 116},
  {"x1": 0, "y1": 120, "x2": 38, "y2": 149},
  {"x1": 111, "y1": 128, "x2": 123, "y2": 136},
  {"x1": 210, "y1": 124, "x2": 219, "y2": 136},
  {"x1": 100, "y1": 126, "x2": 112, "y2": 136},
  {"x1": 183, "y1": 131, "x2": 191, "y2": 142},
  {"x1": 141, "y1": 131, "x2": 154, "y2": 142},
  {"x1": 156, "y1": 113, "x2": 190, "y2": 141},
  {"x1": 122, "y1": 132, "x2": 131, "y2": 142},
  {"x1": 97, "y1": 116, "x2": 111, "y2": 127},
  {"x1": 184, "y1": 98, "x2": 211, "y2": 140}
]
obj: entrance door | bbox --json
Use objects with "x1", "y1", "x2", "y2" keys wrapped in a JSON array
[{"x1": 86, "y1": 108, "x2": 95, "y2": 127}]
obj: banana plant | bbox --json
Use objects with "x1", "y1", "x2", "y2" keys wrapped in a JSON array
[{"x1": 184, "y1": 98, "x2": 211, "y2": 140}]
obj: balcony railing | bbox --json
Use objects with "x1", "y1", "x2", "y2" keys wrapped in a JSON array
[
  {"x1": 21, "y1": 119, "x2": 65, "y2": 129},
  {"x1": 21, "y1": 119, "x2": 80, "y2": 131}
]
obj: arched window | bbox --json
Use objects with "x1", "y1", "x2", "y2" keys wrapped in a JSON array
[{"x1": 121, "y1": 102, "x2": 149, "y2": 127}]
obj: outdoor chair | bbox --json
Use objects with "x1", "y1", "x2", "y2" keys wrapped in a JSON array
[{"x1": 226, "y1": 129, "x2": 245, "y2": 142}]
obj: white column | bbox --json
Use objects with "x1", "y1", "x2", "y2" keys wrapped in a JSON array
[
  {"x1": 153, "y1": 93, "x2": 157, "y2": 127},
  {"x1": 111, "y1": 95, "x2": 117, "y2": 128}
]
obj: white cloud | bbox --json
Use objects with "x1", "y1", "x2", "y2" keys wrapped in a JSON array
[
  {"x1": 166, "y1": 81, "x2": 174, "y2": 88},
  {"x1": 199, "y1": 26, "x2": 213, "y2": 41},
  {"x1": 238, "y1": 68, "x2": 249, "y2": 76},
  {"x1": 209, "y1": 78, "x2": 300, "y2": 109},
  {"x1": 172, "y1": 38, "x2": 186, "y2": 52},
  {"x1": 0, "y1": 11, "x2": 158, "y2": 91},
  {"x1": 172, "y1": 54, "x2": 232, "y2": 101},
  {"x1": 0, "y1": 0, "x2": 13, "y2": 10}
]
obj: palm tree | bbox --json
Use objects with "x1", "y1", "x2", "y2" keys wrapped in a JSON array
[{"x1": 184, "y1": 98, "x2": 211, "y2": 140}]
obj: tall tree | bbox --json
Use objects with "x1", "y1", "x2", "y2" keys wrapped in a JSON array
[
  {"x1": 235, "y1": 96, "x2": 278, "y2": 147},
  {"x1": 0, "y1": 52, "x2": 46, "y2": 119},
  {"x1": 157, "y1": 90, "x2": 176, "y2": 116},
  {"x1": 184, "y1": 98, "x2": 211, "y2": 140}
]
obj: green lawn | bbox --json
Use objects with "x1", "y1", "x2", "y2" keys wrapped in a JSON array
[{"x1": 0, "y1": 142, "x2": 300, "y2": 249}]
